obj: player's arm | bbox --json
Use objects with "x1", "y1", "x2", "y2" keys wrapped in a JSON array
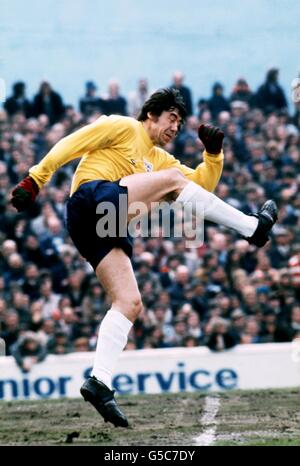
[
  {"x1": 155, "y1": 124, "x2": 224, "y2": 192},
  {"x1": 11, "y1": 116, "x2": 131, "y2": 211},
  {"x1": 191, "y1": 149, "x2": 224, "y2": 192},
  {"x1": 28, "y1": 116, "x2": 127, "y2": 189}
]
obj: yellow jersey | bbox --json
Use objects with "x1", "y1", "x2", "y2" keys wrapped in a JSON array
[{"x1": 29, "y1": 115, "x2": 224, "y2": 196}]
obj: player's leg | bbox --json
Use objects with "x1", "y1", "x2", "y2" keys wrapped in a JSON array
[
  {"x1": 81, "y1": 248, "x2": 142, "y2": 428},
  {"x1": 91, "y1": 248, "x2": 141, "y2": 387},
  {"x1": 175, "y1": 182, "x2": 278, "y2": 246},
  {"x1": 120, "y1": 167, "x2": 187, "y2": 218},
  {"x1": 120, "y1": 170, "x2": 277, "y2": 245}
]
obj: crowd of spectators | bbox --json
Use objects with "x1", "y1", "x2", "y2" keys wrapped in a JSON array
[{"x1": 1, "y1": 68, "x2": 300, "y2": 371}]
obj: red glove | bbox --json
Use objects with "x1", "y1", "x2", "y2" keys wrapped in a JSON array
[
  {"x1": 198, "y1": 124, "x2": 224, "y2": 154},
  {"x1": 11, "y1": 176, "x2": 40, "y2": 212}
]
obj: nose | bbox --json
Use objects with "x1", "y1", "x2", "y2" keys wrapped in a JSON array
[{"x1": 171, "y1": 121, "x2": 179, "y2": 133}]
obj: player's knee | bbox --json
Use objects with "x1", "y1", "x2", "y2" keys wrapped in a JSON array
[
  {"x1": 131, "y1": 296, "x2": 143, "y2": 317},
  {"x1": 167, "y1": 167, "x2": 185, "y2": 179},
  {"x1": 165, "y1": 168, "x2": 186, "y2": 189},
  {"x1": 114, "y1": 293, "x2": 143, "y2": 320}
]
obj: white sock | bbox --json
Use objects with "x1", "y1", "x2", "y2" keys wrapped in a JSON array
[
  {"x1": 91, "y1": 308, "x2": 133, "y2": 390},
  {"x1": 176, "y1": 181, "x2": 258, "y2": 237}
]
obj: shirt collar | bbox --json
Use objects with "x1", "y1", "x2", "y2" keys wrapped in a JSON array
[{"x1": 138, "y1": 121, "x2": 154, "y2": 150}]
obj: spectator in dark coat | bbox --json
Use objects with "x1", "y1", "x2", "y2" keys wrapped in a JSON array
[
  {"x1": 230, "y1": 78, "x2": 254, "y2": 105},
  {"x1": 170, "y1": 71, "x2": 193, "y2": 116},
  {"x1": 39, "y1": 216, "x2": 66, "y2": 265},
  {"x1": 259, "y1": 309, "x2": 291, "y2": 343},
  {"x1": 4, "y1": 82, "x2": 33, "y2": 118},
  {"x1": 160, "y1": 255, "x2": 183, "y2": 289},
  {"x1": 79, "y1": 81, "x2": 106, "y2": 116},
  {"x1": 167, "y1": 265, "x2": 190, "y2": 312},
  {"x1": 190, "y1": 282, "x2": 208, "y2": 319},
  {"x1": 254, "y1": 68, "x2": 288, "y2": 114},
  {"x1": 22, "y1": 263, "x2": 41, "y2": 301},
  {"x1": 47, "y1": 329, "x2": 73, "y2": 354},
  {"x1": 268, "y1": 227, "x2": 292, "y2": 269},
  {"x1": 104, "y1": 80, "x2": 127, "y2": 116},
  {"x1": 197, "y1": 98, "x2": 210, "y2": 120},
  {"x1": 0, "y1": 311, "x2": 21, "y2": 355},
  {"x1": 32, "y1": 81, "x2": 65, "y2": 124},
  {"x1": 11, "y1": 331, "x2": 47, "y2": 372},
  {"x1": 205, "y1": 317, "x2": 237, "y2": 351},
  {"x1": 22, "y1": 235, "x2": 47, "y2": 269},
  {"x1": 208, "y1": 82, "x2": 230, "y2": 120},
  {"x1": 3, "y1": 253, "x2": 24, "y2": 289}
]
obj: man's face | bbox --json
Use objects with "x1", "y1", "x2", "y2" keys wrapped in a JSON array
[{"x1": 149, "y1": 109, "x2": 182, "y2": 147}]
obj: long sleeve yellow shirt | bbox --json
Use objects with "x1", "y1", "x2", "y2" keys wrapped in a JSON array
[{"x1": 29, "y1": 115, "x2": 223, "y2": 196}]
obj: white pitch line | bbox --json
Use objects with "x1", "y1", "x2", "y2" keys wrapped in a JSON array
[{"x1": 193, "y1": 395, "x2": 220, "y2": 446}]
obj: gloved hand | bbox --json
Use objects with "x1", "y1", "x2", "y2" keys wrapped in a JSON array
[
  {"x1": 11, "y1": 176, "x2": 40, "y2": 212},
  {"x1": 198, "y1": 124, "x2": 224, "y2": 154}
]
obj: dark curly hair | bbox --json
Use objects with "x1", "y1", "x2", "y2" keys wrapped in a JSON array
[{"x1": 137, "y1": 88, "x2": 187, "y2": 124}]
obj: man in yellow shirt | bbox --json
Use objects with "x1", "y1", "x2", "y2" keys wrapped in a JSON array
[{"x1": 11, "y1": 88, "x2": 277, "y2": 427}]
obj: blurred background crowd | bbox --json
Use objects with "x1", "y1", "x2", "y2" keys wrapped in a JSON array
[{"x1": 0, "y1": 68, "x2": 300, "y2": 371}]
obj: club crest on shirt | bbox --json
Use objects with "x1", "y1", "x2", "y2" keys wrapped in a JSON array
[{"x1": 143, "y1": 159, "x2": 153, "y2": 172}]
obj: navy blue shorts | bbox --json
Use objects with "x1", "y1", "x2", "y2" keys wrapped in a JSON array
[{"x1": 64, "y1": 180, "x2": 133, "y2": 270}]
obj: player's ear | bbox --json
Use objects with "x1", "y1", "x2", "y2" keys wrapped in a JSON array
[{"x1": 147, "y1": 111, "x2": 155, "y2": 121}]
